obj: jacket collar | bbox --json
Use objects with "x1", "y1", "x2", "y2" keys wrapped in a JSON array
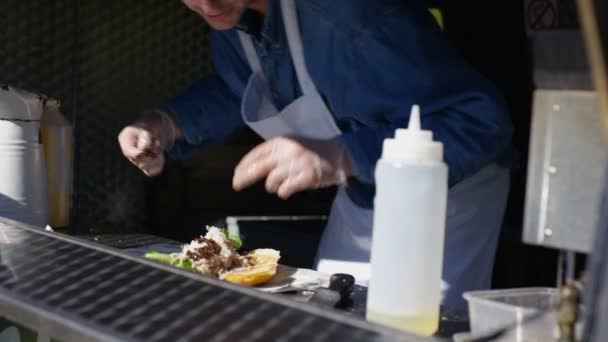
[{"x1": 235, "y1": 0, "x2": 285, "y2": 49}]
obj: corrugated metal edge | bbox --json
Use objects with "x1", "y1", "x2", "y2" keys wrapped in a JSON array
[
  {"x1": 0, "y1": 217, "x2": 420, "y2": 341},
  {"x1": 0, "y1": 289, "x2": 127, "y2": 342}
]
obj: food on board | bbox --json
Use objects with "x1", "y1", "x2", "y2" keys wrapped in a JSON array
[{"x1": 145, "y1": 226, "x2": 280, "y2": 286}]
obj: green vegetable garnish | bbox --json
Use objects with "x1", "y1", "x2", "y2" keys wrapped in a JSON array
[
  {"x1": 144, "y1": 251, "x2": 193, "y2": 270},
  {"x1": 219, "y1": 227, "x2": 243, "y2": 250}
]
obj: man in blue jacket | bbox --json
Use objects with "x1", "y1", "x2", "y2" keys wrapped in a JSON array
[{"x1": 118, "y1": 0, "x2": 513, "y2": 309}]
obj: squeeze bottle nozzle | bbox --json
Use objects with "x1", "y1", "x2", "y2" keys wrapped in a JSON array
[{"x1": 381, "y1": 104, "x2": 443, "y2": 163}]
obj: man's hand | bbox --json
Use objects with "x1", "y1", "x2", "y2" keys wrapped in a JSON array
[
  {"x1": 232, "y1": 136, "x2": 352, "y2": 199},
  {"x1": 117, "y1": 110, "x2": 177, "y2": 176}
]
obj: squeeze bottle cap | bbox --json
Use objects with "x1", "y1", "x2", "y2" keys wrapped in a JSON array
[
  {"x1": 44, "y1": 98, "x2": 61, "y2": 111},
  {"x1": 381, "y1": 104, "x2": 443, "y2": 163},
  {"x1": 42, "y1": 98, "x2": 70, "y2": 126}
]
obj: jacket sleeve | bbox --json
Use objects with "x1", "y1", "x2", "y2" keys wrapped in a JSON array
[
  {"x1": 340, "y1": 5, "x2": 513, "y2": 187},
  {"x1": 165, "y1": 31, "x2": 248, "y2": 159}
]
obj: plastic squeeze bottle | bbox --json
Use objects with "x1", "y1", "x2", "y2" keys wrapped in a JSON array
[
  {"x1": 41, "y1": 99, "x2": 73, "y2": 229},
  {"x1": 366, "y1": 104, "x2": 448, "y2": 336}
]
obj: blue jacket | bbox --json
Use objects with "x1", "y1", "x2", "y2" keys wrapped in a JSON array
[{"x1": 166, "y1": 0, "x2": 514, "y2": 207}]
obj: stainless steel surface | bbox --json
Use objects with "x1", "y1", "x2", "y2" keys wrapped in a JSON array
[
  {"x1": 523, "y1": 90, "x2": 606, "y2": 252},
  {"x1": 226, "y1": 215, "x2": 327, "y2": 237},
  {"x1": 532, "y1": 30, "x2": 592, "y2": 90},
  {"x1": 126, "y1": 240, "x2": 469, "y2": 335},
  {"x1": 0, "y1": 217, "x2": 420, "y2": 342},
  {"x1": 566, "y1": 251, "x2": 576, "y2": 282}
]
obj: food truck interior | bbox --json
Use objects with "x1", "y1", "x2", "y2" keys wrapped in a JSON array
[
  {"x1": 0, "y1": 0, "x2": 551, "y2": 284},
  {"x1": 1, "y1": 0, "x2": 607, "y2": 341}
]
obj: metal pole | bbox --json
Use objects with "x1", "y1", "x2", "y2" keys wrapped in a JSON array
[{"x1": 577, "y1": 0, "x2": 608, "y2": 139}]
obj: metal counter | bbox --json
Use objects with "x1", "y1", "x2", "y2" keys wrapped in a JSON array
[
  {"x1": 83, "y1": 230, "x2": 470, "y2": 339},
  {"x1": 0, "y1": 218, "x2": 425, "y2": 342}
]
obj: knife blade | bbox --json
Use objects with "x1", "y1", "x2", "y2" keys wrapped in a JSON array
[{"x1": 308, "y1": 273, "x2": 355, "y2": 308}]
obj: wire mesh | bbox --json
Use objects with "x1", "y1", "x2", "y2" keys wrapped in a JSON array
[{"x1": 0, "y1": 0, "x2": 213, "y2": 234}]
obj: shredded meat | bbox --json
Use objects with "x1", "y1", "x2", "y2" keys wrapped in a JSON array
[
  {"x1": 177, "y1": 226, "x2": 251, "y2": 276},
  {"x1": 186, "y1": 238, "x2": 221, "y2": 260}
]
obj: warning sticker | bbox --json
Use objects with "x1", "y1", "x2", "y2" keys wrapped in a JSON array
[{"x1": 527, "y1": 0, "x2": 558, "y2": 30}]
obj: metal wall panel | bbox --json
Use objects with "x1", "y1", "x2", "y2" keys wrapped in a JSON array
[
  {"x1": 523, "y1": 90, "x2": 606, "y2": 252},
  {"x1": 532, "y1": 30, "x2": 592, "y2": 90},
  {"x1": 0, "y1": 0, "x2": 213, "y2": 233}
]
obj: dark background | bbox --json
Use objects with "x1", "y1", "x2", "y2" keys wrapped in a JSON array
[{"x1": 0, "y1": 0, "x2": 573, "y2": 289}]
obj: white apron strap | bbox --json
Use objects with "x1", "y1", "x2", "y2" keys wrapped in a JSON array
[
  {"x1": 280, "y1": 0, "x2": 317, "y2": 96},
  {"x1": 237, "y1": 1, "x2": 317, "y2": 96},
  {"x1": 237, "y1": 31, "x2": 263, "y2": 75}
]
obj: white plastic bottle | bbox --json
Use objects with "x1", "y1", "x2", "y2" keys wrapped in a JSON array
[{"x1": 366, "y1": 104, "x2": 448, "y2": 336}]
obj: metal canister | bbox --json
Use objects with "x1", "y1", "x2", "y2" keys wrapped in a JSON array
[{"x1": 0, "y1": 85, "x2": 49, "y2": 227}]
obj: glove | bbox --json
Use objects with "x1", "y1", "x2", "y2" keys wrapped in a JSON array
[
  {"x1": 232, "y1": 136, "x2": 352, "y2": 199},
  {"x1": 117, "y1": 110, "x2": 177, "y2": 176}
]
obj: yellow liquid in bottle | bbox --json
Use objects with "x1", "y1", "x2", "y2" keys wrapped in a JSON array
[{"x1": 366, "y1": 310, "x2": 438, "y2": 336}]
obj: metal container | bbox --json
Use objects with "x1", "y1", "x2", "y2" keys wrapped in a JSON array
[
  {"x1": 463, "y1": 287, "x2": 559, "y2": 341},
  {"x1": 0, "y1": 85, "x2": 48, "y2": 227}
]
